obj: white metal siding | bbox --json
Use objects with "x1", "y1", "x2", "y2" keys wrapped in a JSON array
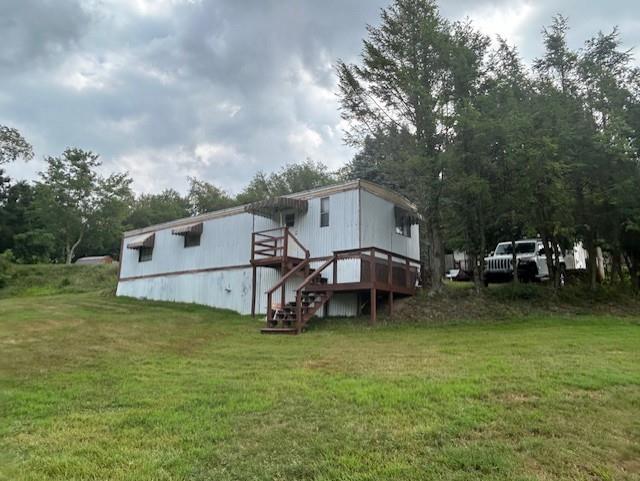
[
  {"x1": 359, "y1": 190, "x2": 420, "y2": 260},
  {"x1": 117, "y1": 184, "x2": 414, "y2": 318},
  {"x1": 287, "y1": 189, "x2": 360, "y2": 257},
  {"x1": 116, "y1": 267, "x2": 280, "y2": 315},
  {"x1": 120, "y1": 213, "x2": 277, "y2": 279}
]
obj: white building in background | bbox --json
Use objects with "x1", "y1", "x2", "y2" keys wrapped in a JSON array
[{"x1": 117, "y1": 180, "x2": 421, "y2": 333}]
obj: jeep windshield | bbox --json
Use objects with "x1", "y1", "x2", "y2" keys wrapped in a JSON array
[{"x1": 494, "y1": 242, "x2": 536, "y2": 255}]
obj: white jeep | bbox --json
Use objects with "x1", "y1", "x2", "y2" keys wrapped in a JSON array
[{"x1": 483, "y1": 239, "x2": 565, "y2": 286}]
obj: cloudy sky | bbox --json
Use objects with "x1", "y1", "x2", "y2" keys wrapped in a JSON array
[{"x1": 2, "y1": 0, "x2": 638, "y2": 194}]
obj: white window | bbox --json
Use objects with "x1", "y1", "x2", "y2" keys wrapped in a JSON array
[{"x1": 320, "y1": 197, "x2": 330, "y2": 227}]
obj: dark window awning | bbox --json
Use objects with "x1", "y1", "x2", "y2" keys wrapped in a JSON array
[
  {"x1": 127, "y1": 233, "x2": 155, "y2": 250},
  {"x1": 244, "y1": 197, "x2": 308, "y2": 219},
  {"x1": 171, "y1": 222, "x2": 203, "y2": 236},
  {"x1": 394, "y1": 206, "x2": 421, "y2": 225}
]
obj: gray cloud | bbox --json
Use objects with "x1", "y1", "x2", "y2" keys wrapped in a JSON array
[{"x1": 1, "y1": 0, "x2": 638, "y2": 194}]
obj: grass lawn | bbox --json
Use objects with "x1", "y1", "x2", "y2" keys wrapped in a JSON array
[{"x1": 1, "y1": 283, "x2": 639, "y2": 479}]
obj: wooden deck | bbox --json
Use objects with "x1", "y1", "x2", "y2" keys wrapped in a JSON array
[{"x1": 250, "y1": 227, "x2": 421, "y2": 334}]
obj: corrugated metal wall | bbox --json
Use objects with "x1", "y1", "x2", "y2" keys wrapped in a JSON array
[
  {"x1": 288, "y1": 189, "x2": 360, "y2": 256},
  {"x1": 359, "y1": 190, "x2": 420, "y2": 260},
  {"x1": 116, "y1": 267, "x2": 281, "y2": 315},
  {"x1": 120, "y1": 212, "x2": 277, "y2": 279},
  {"x1": 117, "y1": 186, "x2": 416, "y2": 318}
]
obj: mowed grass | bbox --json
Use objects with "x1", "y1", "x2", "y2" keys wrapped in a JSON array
[{"x1": 1, "y1": 291, "x2": 639, "y2": 480}]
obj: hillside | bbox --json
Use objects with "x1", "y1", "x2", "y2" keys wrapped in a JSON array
[
  {"x1": 0, "y1": 263, "x2": 118, "y2": 299},
  {"x1": 1, "y1": 263, "x2": 638, "y2": 322}
]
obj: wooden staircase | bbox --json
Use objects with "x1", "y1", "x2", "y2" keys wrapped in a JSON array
[
  {"x1": 251, "y1": 227, "x2": 333, "y2": 334},
  {"x1": 251, "y1": 227, "x2": 422, "y2": 335},
  {"x1": 261, "y1": 290, "x2": 334, "y2": 334},
  {"x1": 259, "y1": 256, "x2": 335, "y2": 335}
]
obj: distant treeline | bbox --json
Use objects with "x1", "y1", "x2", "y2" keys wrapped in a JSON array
[{"x1": 0, "y1": 143, "x2": 337, "y2": 265}]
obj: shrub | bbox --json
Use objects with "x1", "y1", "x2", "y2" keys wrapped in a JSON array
[{"x1": 0, "y1": 250, "x2": 15, "y2": 288}]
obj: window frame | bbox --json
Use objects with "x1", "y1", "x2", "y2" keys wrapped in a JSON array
[
  {"x1": 138, "y1": 246, "x2": 153, "y2": 262},
  {"x1": 284, "y1": 212, "x2": 295, "y2": 228},
  {"x1": 320, "y1": 197, "x2": 330, "y2": 228},
  {"x1": 395, "y1": 217, "x2": 412, "y2": 238},
  {"x1": 183, "y1": 232, "x2": 201, "y2": 248}
]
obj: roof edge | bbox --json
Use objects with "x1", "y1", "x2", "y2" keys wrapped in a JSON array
[{"x1": 122, "y1": 179, "x2": 419, "y2": 238}]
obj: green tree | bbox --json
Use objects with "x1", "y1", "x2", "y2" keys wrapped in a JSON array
[
  {"x1": 0, "y1": 125, "x2": 33, "y2": 205},
  {"x1": 32, "y1": 149, "x2": 133, "y2": 264},
  {"x1": 126, "y1": 190, "x2": 190, "y2": 230},
  {"x1": 0, "y1": 181, "x2": 36, "y2": 254},
  {"x1": 576, "y1": 28, "x2": 640, "y2": 288},
  {"x1": 0, "y1": 126, "x2": 33, "y2": 165},
  {"x1": 337, "y1": 0, "x2": 488, "y2": 290},
  {"x1": 236, "y1": 160, "x2": 336, "y2": 204},
  {"x1": 187, "y1": 177, "x2": 234, "y2": 216}
]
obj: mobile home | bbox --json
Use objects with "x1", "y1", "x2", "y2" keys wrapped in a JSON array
[{"x1": 117, "y1": 180, "x2": 421, "y2": 333}]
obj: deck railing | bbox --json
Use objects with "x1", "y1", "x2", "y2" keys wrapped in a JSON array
[{"x1": 251, "y1": 227, "x2": 309, "y2": 263}]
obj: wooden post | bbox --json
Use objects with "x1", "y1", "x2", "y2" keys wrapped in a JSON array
[
  {"x1": 370, "y1": 287, "x2": 377, "y2": 325},
  {"x1": 280, "y1": 261, "x2": 286, "y2": 314},
  {"x1": 332, "y1": 255, "x2": 338, "y2": 285},
  {"x1": 370, "y1": 248, "x2": 376, "y2": 325},
  {"x1": 388, "y1": 291, "x2": 394, "y2": 316},
  {"x1": 250, "y1": 232, "x2": 256, "y2": 317},
  {"x1": 281, "y1": 228, "x2": 288, "y2": 311},
  {"x1": 370, "y1": 248, "x2": 376, "y2": 283},
  {"x1": 387, "y1": 253, "x2": 392, "y2": 288},
  {"x1": 296, "y1": 290, "x2": 303, "y2": 333},
  {"x1": 267, "y1": 291, "x2": 272, "y2": 322},
  {"x1": 251, "y1": 265, "x2": 257, "y2": 317},
  {"x1": 283, "y1": 227, "x2": 288, "y2": 263}
]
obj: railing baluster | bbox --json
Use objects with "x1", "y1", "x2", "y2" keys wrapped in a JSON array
[{"x1": 332, "y1": 255, "x2": 337, "y2": 285}]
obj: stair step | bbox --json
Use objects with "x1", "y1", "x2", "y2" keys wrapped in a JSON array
[{"x1": 261, "y1": 327, "x2": 298, "y2": 335}]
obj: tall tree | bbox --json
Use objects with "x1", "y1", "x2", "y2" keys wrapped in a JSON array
[
  {"x1": 337, "y1": 0, "x2": 488, "y2": 290},
  {"x1": 0, "y1": 126, "x2": 33, "y2": 201},
  {"x1": 0, "y1": 181, "x2": 36, "y2": 254},
  {"x1": 530, "y1": 16, "x2": 583, "y2": 289},
  {"x1": 577, "y1": 28, "x2": 640, "y2": 288},
  {"x1": 0, "y1": 126, "x2": 33, "y2": 165},
  {"x1": 32, "y1": 149, "x2": 133, "y2": 264}
]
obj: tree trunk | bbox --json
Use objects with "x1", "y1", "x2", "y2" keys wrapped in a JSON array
[
  {"x1": 470, "y1": 253, "x2": 481, "y2": 293},
  {"x1": 511, "y1": 239, "x2": 518, "y2": 283},
  {"x1": 623, "y1": 254, "x2": 639, "y2": 291},
  {"x1": 611, "y1": 250, "x2": 623, "y2": 284},
  {"x1": 585, "y1": 234, "x2": 598, "y2": 291},
  {"x1": 477, "y1": 209, "x2": 487, "y2": 288},
  {"x1": 66, "y1": 231, "x2": 84, "y2": 265},
  {"x1": 426, "y1": 217, "x2": 445, "y2": 292},
  {"x1": 542, "y1": 234, "x2": 556, "y2": 286},
  {"x1": 552, "y1": 241, "x2": 562, "y2": 289}
]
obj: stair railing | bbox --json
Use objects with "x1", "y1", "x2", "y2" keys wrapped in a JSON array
[
  {"x1": 286, "y1": 229, "x2": 310, "y2": 260},
  {"x1": 295, "y1": 254, "x2": 337, "y2": 331},
  {"x1": 265, "y1": 258, "x2": 310, "y2": 322}
]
